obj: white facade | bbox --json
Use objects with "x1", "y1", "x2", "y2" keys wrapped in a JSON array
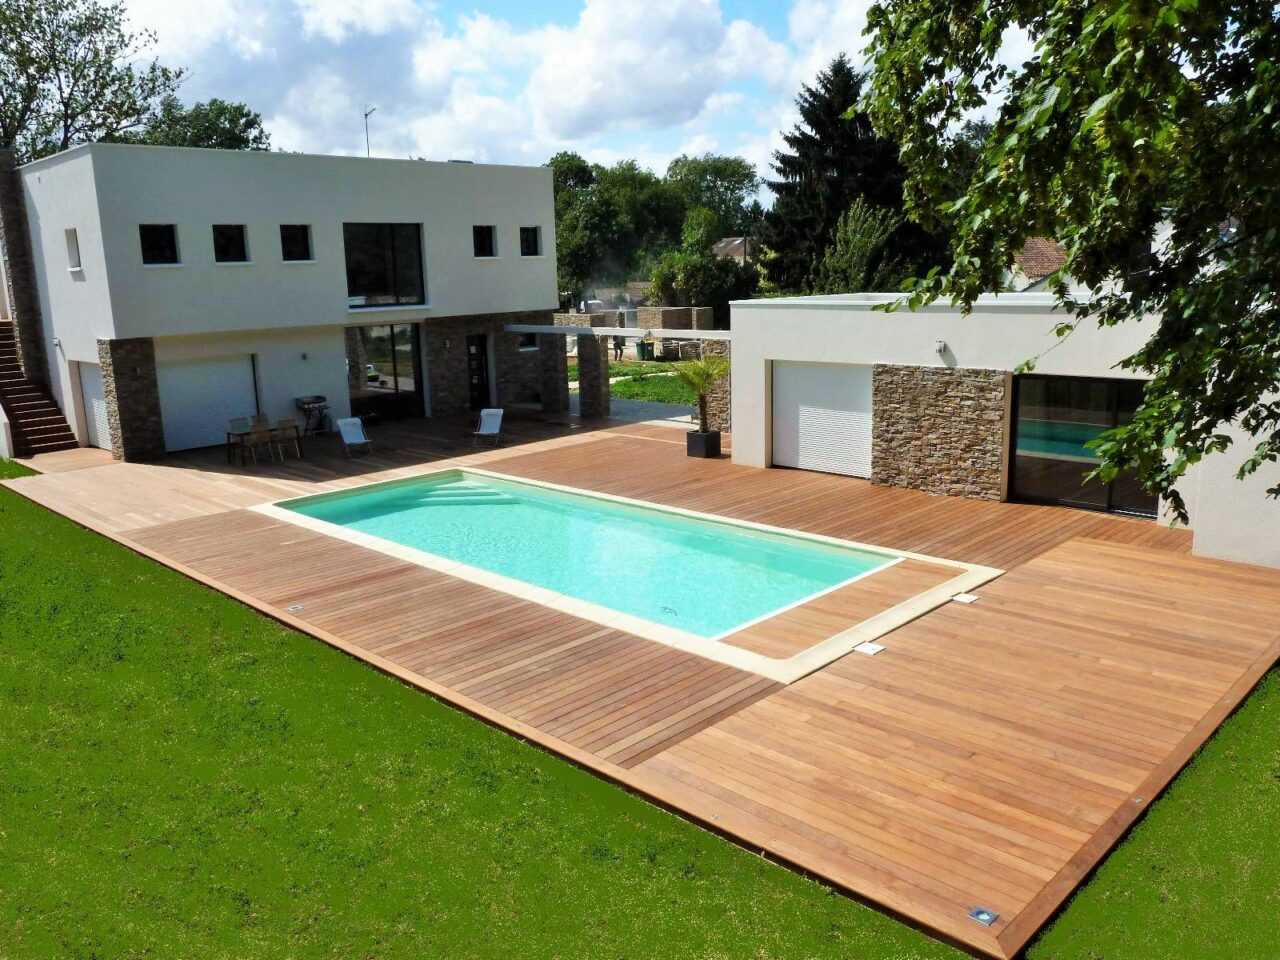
[
  {"x1": 730, "y1": 293, "x2": 1280, "y2": 569},
  {"x1": 19, "y1": 143, "x2": 558, "y2": 447}
]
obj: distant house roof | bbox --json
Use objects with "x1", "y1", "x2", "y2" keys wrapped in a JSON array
[
  {"x1": 712, "y1": 237, "x2": 750, "y2": 260},
  {"x1": 1014, "y1": 237, "x2": 1067, "y2": 283}
]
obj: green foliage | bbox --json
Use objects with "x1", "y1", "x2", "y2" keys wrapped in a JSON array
[
  {"x1": 761, "y1": 54, "x2": 948, "y2": 293},
  {"x1": 864, "y1": 0, "x2": 1280, "y2": 521},
  {"x1": 117, "y1": 94, "x2": 270, "y2": 150},
  {"x1": 0, "y1": 0, "x2": 184, "y2": 162},
  {"x1": 680, "y1": 206, "x2": 723, "y2": 254},
  {"x1": 648, "y1": 247, "x2": 758, "y2": 318},
  {"x1": 807, "y1": 198, "x2": 908, "y2": 294},
  {"x1": 671, "y1": 353, "x2": 730, "y2": 432},
  {"x1": 0, "y1": 484, "x2": 963, "y2": 960},
  {"x1": 665, "y1": 153, "x2": 760, "y2": 234},
  {"x1": 610, "y1": 374, "x2": 697, "y2": 406}
]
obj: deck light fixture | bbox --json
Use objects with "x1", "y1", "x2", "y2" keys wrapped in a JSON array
[
  {"x1": 287, "y1": 604, "x2": 304, "y2": 613},
  {"x1": 968, "y1": 907, "x2": 998, "y2": 926}
]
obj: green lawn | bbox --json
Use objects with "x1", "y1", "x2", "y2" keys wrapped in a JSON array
[
  {"x1": 1, "y1": 457, "x2": 1277, "y2": 960},
  {"x1": 611, "y1": 374, "x2": 697, "y2": 405},
  {"x1": 565, "y1": 359, "x2": 671, "y2": 382}
]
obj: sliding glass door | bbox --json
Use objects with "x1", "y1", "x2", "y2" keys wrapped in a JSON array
[
  {"x1": 346, "y1": 323, "x2": 423, "y2": 420},
  {"x1": 1010, "y1": 375, "x2": 1157, "y2": 517}
]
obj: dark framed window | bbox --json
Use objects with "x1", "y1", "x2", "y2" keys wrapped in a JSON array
[
  {"x1": 519, "y1": 226, "x2": 541, "y2": 257},
  {"x1": 343, "y1": 223, "x2": 425, "y2": 308},
  {"x1": 212, "y1": 224, "x2": 250, "y2": 263},
  {"x1": 1009, "y1": 374, "x2": 1157, "y2": 517},
  {"x1": 473, "y1": 224, "x2": 497, "y2": 258},
  {"x1": 139, "y1": 224, "x2": 180, "y2": 265},
  {"x1": 280, "y1": 224, "x2": 313, "y2": 261},
  {"x1": 517, "y1": 332, "x2": 538, "y2": 349}
]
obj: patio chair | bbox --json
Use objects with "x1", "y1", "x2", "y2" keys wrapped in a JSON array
[
  {"x1": 473, "y1": 408, "x2": 504, "y2": 446},
  {"x1": 272, "y1": 418, "x2": 302, "y2": 460},
  {"x1": 243, "y1": 427, "x2": 277, "y2": 466},
  {"x1": 250, "y1": 413, "x2": 270, "y2": 427},
  {"x1": 336, "y1": 417, "x2": 374, "y2": 458}
]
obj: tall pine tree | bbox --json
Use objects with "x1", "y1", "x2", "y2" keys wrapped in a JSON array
[{"x1": 762, "y1": 54, "x2": 943, "y2": 293}]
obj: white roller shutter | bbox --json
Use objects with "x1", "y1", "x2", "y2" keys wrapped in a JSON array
[
  {"x1": 156, "y1": 356, "x2": 256, "y2": 452},
  {"x1": 78, "y1": 362, "x2": 111, "y2": 451},
  {"x1": 771, "y1": 361, "x2": 873, "y2": 478}
]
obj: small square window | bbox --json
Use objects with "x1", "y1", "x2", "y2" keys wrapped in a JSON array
[
  {"x1": 213, "y1": 224, "x2": 250, "y2": 263},
  {"x1": 473, "y1": 224, "x2": 497, "y2": 258},
  {"x1": 280, "y1": 224, "x2": 313, "y2": 262},
  {"x1": 64, "y1": 228, "x2": 82, "y2": 269},
  {"x1": 518, "y1": 332, "x2": 538, "y2": 350},
  {"x1": 519, "y1": 226, "x2": 542, "y2": 257},
  {"x1": 139, "y1": 224, "x2": 180, "y2": 265}
]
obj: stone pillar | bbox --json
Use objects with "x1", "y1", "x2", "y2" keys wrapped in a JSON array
[
  {"x1": 703, "y1": 339, "x2": 731, "y2": 432},
  {"x1": 536, "y1": 333, "x2": 569, "y2": 413},
  {"x1": 98, "y1": 337, "x2": 166, "y2": 461},
  {"x1": 0, "y1": 146, "x2": 48, "y2": 388},
  {"x1": 576, "y1": 334, "x2": 610, "y2": 419}
]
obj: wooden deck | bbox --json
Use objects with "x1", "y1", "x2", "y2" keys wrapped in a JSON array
[{"x1": 6, "y1": 417, "x2": 1277, "y2": 959}]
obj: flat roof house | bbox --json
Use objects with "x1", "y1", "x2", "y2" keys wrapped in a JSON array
[
  {"x1": 0, "y1": 144, "x2": 565, "y2": 459},
  {"x1": 729, "y1": 292, "x2": 1280, "y2": 570}
]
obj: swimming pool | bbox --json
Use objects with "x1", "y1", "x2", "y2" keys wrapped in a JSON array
[{"x1": 278, "y1": 469, "x2": 897, "y2": 639}]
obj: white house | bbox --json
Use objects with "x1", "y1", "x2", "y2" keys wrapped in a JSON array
[
  {"x1": 0, "y1": 143, "x2": 564, "y2": 459},
  {"x1": 729, "y1": 292, "x2": 1280, "y2": 569}
]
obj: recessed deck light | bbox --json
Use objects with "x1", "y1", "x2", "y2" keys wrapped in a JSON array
[
  {"x1": 854, "y1": 641, "x2": 885, "y2": 656},
  {"x1": 951, "y1": 593, "x2": 980, "y2": 604},
  {"x1": 287, "y1": 604, "x2": 304, "y2": 613},
  {"x1": 968, "y1": 907, "x2": 999, "y2": 926}
]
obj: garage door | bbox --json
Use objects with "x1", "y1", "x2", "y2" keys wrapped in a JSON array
[
  {"x1": 771, "y1": 361, "x2": 873, "y2": 477},
  {"x1": 78, "y1": 362, "x2": 112, "y2": 451},
  {"x1": 156, "y1": 356, "x2": 256, "y2": 452}
]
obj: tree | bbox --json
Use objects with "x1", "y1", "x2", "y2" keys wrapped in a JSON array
[
  {"x1": 122, "y1": 95, "x2": 270, "y2": 150},
  {"x1": 807, "y1": 199, "x2": 907, "y2": 294},
  {"x1": 864, "y1": 0, "x2": 1280, "y2": 520},
  {"x1": 761, "y1": 54, "x2": 944, "y2": 292},
  {"x1": 0, "y1": 0, "x2": 183, "y2": 162},
  {"x1": 672, "y1": 354, "x2": 731, "y2": 434},
  {"x1": 665, "y1": 153, "x2": 760, "y2": 235},
  {"x1": 650, "y1": 206, "x2": 758, "y2": 324}
]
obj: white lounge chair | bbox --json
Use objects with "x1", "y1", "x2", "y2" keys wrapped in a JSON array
[
  {"x1": 336, "y1": 417, "x2": 373, "y2": 458},
  {"x1": 473, "y1": 408, "x2": 504, "y2": 446}
]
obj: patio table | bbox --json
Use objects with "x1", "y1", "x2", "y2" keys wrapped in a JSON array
[{"x1": 226, "y1": 420, "x2": 301, "y2": 464}]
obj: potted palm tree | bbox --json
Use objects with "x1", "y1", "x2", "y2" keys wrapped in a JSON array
[{"x1": 672, "y1": 353, "x2": 730, "y2": 458}]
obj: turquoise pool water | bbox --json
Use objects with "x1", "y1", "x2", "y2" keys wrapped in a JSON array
[
  {"x1": 284, "y1": 471, "x2": 895, "y2": 638},
  {"x1": 1016, "y1": 418, "x2": 1107, "y2": 461}
]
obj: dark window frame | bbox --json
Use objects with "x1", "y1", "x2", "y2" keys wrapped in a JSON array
[
  {"x1": 279, "y1": 224, "x2": 313, "y2": 262},
  {"x1": 473, "y1": 224, "x2": 498, "y2": 259},
  {"x1": 517, "y1": 332, "x2": 538, "y2": 350},
  {"x1": 212, "y1": 224, "x2": 250, "y2": 263},
  {"x1": 519, "y1": 225, "x2": 542, "y2": 257},
  {"x1": 342, "y1": 222, "x2": 426, "y2": 309},
  {"x1": 139, "y1": 223, "x2": 181, "y2": 265},
  {"x1": 1008, "y1": 373, "x2": 1157, "y2": 518}
]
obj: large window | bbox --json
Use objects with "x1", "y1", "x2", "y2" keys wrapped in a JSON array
[
  {"x1": 343, "y1": 223, "x2": 425, "y2": 308},
  {"x1": 139, "y1": 224, "x2": 180, "y2": 265},
  {"x1": 212, "y1": 224, "x2": 250, "y2": 263},
  {"x1": 1010, "y1": 374, "x2": 1157, "y2": 517},
  {"x1": 345, "y1": 323, "x2": 423, "y2": 420}
]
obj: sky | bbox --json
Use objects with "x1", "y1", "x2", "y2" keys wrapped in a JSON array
[{"x1": 119, "y1": 0, "x2": 1002, "y2": 179}]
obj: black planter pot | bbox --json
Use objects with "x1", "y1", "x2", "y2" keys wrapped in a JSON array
[{"x1": 686, "y1": 430, "x2": 721, "y2": 458}]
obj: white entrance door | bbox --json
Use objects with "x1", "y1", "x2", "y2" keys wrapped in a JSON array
[
  {"x1": 156, "y1": 356, "x2": 256, "y2": 452},
  {"x1": 771, "y1": 361, "x2": 874, "y2": 477},
  {"x1": 78, "y1": 362, "x2": 112, "y2": 451}
]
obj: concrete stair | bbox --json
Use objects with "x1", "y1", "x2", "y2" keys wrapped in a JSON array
[{"x1": 0, "y1": 321, "x2": 78, "y2": 456}]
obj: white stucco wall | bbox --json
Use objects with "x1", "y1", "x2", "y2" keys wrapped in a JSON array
[
  {"x1": 1189, "y1": 425, "x2": 1280, "y2": 568},
  {"x1": 20, "y1": 149, "x2": 115, "y2": 437},
  {"x1": 152, "y1": 326, "x2": 353, "y2": 425},
  {"x1": 20, "y1": 143, "x2": 558, "y2": 346}
]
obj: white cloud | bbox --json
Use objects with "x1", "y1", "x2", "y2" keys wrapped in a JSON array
[
  {"x1": 295, "y1": 0, "x2": 423, "y2": 43},
  {"x1": 126, "y1": 0, "x2": 271, "y2": 62}
]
